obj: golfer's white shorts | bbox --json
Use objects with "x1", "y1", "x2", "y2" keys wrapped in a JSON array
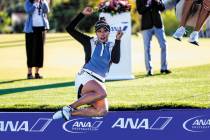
[{"x1": 75, "y1": 69, "x2": 105, "y2": 96}]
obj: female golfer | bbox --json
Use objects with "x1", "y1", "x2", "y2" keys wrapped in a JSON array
[
  {"x1": 173, "y1": 0, "x2": 210, "y2": 46},
  {"x1": 53, "y1": 7, "x2": 123, "y2": 120}
]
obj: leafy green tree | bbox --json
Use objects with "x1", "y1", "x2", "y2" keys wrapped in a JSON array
[
  {"x1": 0, "y1": 12, "x2": 11, "y2": 33},
  {"x1": 129, "y1": 0, "x2": 140, "y2": 35},
  {"x1": 50, "y1": 0, "x2": 99, "y2": 32},
  {"x1": 162, "y1": 9, "x2": 179, "y2": 35},
  {"x1": 0, "y1": 0, "x2": 182, "y2": 35}
]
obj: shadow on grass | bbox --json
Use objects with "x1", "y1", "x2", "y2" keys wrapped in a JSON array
[
  {"x1": 97, "y1": 73, "x2": 167, "y2": 84},
  {"x1": 0, "y1": 81, "x2": 74, "y2": 95},
  {"x1": 135, "y1": 73, "x2": 163, "y2": 79},
  {"x1": 0, "y1": 104, "x2": 204, "y2": 112},
  {"x1": 110, "y1": 105, "x2": 203, "y2": 111},
  {"x1": 0, "y1": 79, "x2": 27, "y2": 84}
]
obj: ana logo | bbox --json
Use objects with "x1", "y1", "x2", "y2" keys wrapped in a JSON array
[
  {"x1": 0, "y1": 118, "x2": 52, "y2": 132},
  {"x1": 110, "y1": 22, "x2": 128, "y2": 32},
  {"x1": 110, "y1": 26, "x2": 128, "y2": 32},
  {"x1": 183, "y1": 116, "x2": 210, "y2": 132},
  {"x1": 112, "y1": 117, "x2": 172, "y2": 130},
  {"x1": 0, "y1": 121, "x2": 28, "y2": 132},
  {"x1": 63, "y1": 117, "x2": 103, "y2": 133}
]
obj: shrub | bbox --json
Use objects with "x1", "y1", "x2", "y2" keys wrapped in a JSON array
[
  {"x1": 162, "y1": 9, "x2": 179, "y2": 36},
  {"x1": 0, "y1": 12, "x2": 11, "y2": 33},
  {"x1": 50, "y1": 0, "x2": 98, "y2": 32}
]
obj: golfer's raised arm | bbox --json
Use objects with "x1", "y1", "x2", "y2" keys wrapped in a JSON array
[{"x1": 66, "y1": 7, "x2": 93, "y2": 46}]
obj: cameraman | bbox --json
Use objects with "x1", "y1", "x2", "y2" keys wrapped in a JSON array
[{"x1": 136, "y1": 0, "x2": 171, "y2": 76}]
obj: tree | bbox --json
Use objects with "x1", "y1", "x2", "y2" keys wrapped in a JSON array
[
  {"x1": 0, "y1": 12, "x2": 11, "y2": 33},
  {"x1": 50, "y1": 0, "x2": 99, "y2": 32}
]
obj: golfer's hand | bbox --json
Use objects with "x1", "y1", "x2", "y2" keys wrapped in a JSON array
[
  {"x1": 203, "y1": 0, "x2": 210, "y2": 11},
  {"x1": 116, "y1": 31, "x2": 123, "y2": 40},
  {"x1": 82, "y1": 7, "x2": 93, "y2": 16}
]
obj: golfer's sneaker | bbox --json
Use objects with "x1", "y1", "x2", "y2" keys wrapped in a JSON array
[
  {"x1": 52, "y1": 106, "x2": 74, "y2": 121},
  {"x1": 62, "y1": 106, "x2": 74, "y2": 121},
  {"x1": 52, "y1": 110, "x2": 63, "y2": 120},
  {"x1": 173, "y1": 26, "x2": 186, "y2": 41},
  {"x1": 189, "y1": 31, "x2": 199, "y2": 46}
]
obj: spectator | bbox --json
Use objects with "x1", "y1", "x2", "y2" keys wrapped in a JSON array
[
  {"x1": 23, "y1": 0, "x2": 50, "y2": 79},
  {"x1": 136, "y1": 0, "x2": 171, "y2": 76}
]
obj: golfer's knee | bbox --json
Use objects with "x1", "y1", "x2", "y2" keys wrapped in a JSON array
[
  {"x1": 95, "y1": 90, "x2": 107, "y2": 99},
  {"x1": 100, "y1": 92, "x2": 107, "y2": 99}
]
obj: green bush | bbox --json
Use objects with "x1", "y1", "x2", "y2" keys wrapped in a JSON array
[
  {"x1": 129, "y1": 0, "x2": 140, "y2": 35},
  {"x1": 0, "y1": 12, "x2": 11, "y2": 33},
  {"x1": 0, "y1": 0, "x2": 183, "y2": 35},
  {"x1": 162, "y1": 9, "x2": 195, "y2": 36},
  {"x1": 50, "y1": 0, "x2": 98, "y2": 32},
  {"x1": 50, "y1": 0, "x2": 140, "y2": 33},
  {"x1": 162, "y1": 9, "x2": 179, "y2": 36}
]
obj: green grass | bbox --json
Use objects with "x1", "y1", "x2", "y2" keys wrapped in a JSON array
[
  {"x1": 0, "y1": 64, "x2": 210, "y2": 111},
  {"x1": 108, "y1": 64, "x2": 210, "y2": 110},
  {"x1": 0, "y1": 33, "x2": 210, "y2": 111}
]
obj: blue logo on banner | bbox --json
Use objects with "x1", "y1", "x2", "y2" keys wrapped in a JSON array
[
  {"x1": 111, "y1": 117, "x2": 172, "y2": 130},
  {"x1": 0, "y1": 118, "x2": 52, "y2": 132},
  {"x1": 1, "y1": 110, "x2": 210, "y2": 140},
  {"x1": 63, "y1": 117, "x2": 103, "y2": 133},
  {"x1": 183, "y1": 115, "x2": 210, "y2": 132},
  {"x1": 110, "y1": 22, "x2": 128, "y2": 32},
  {"x1": 150, "y1": 117, "x2": 173, "y2": 130},
  {"x1": 30, "y1": 118, "x2": 52, "y2": 132}
]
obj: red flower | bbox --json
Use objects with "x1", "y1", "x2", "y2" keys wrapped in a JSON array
[{"x1": 98, "y1": 0, "x2": 131, "y2": 14}]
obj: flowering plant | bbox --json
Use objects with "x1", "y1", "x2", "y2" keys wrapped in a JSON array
[{"x1": 98, "y1": 0, "x2": 131, "y2": 14}]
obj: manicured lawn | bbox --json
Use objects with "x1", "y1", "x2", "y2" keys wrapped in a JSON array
[{"x1": 0, "y1": 33, "x2": 210, "y2": 111}]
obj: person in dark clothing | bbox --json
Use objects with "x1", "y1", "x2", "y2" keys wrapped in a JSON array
[
  {"x1": 24, "y1": 0, "x2": 50, "y2": 79},
  {"x1": 136, "y1": 0, "x2": 171, "y2": 76},
  {"x1": 53, "y1": 7, "x2": 123, "y2": 120}
]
